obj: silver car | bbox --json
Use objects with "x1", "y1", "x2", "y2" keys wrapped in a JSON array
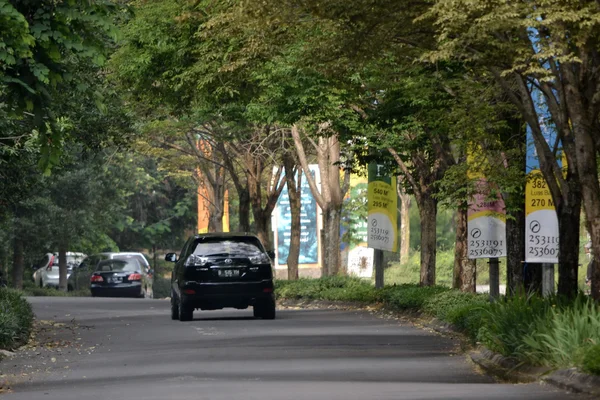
[{"x1": 33, "y1": 252, "x2": 87, "y2": 288}]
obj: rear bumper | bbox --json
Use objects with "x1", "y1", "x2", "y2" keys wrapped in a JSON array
[
  {"x1": 179, "y1": 280, "x2": 274, "y2": 310},
  {"x1": 91, "y1": 282, "x2": 142, "y2": 297}
]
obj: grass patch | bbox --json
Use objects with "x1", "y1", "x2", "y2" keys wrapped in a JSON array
[
  {"x1": 378, "y1": 284, "x2": 450, "y2": 311},
  {"x1": 22, "y1": 286, "x2": 91, "y2": 297},
  {"x1": 0, "y1": 288, "x2": 34, "y2": 350},
  {"x1": 276, "y1": 276, "x2": 377, "y2": 302},
  {"x1": 385, "y1": 249, "x2": 507, "y2": 286}
]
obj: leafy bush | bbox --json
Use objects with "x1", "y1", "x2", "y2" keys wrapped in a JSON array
[
  {"x1": 477, "y1": 294, "x2": 551, "y2": 356},
  {"x1": 152, "y1": 276, "x2": 171, "y2": 299},
  {"x1": 582, "y1": 344, "x2": 600, "y2": 375},
  {"x1": 518, "y1": 295, "x2": 600, "y2": 369},
  {"x1": 276, "y1": 277, "x2": 376, "y2": 302},
  {"x1": 423, "y1": 290, "x2": 488, "y2": 320},
  {"x1": 423, "y1": 290, "x2": 490, "y2": 339},
  {"x1": 378, "y1": 284, "x2": 450, "y2": 311},
  {"x1": 0, "y1": 288, "x2": 34, "y2": 350},
  {"x1": 23, "y1": 287, "x2": 90, "y2": 297}
]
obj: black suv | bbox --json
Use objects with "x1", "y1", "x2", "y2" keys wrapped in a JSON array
[{"x1": 166, "y1": 233, "x2": 275, "y2": 321}]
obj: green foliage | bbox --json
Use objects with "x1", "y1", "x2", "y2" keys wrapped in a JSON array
[
  {"x1": 423, "y1": 290, "x2": 488, "y2": 321},
  {"x1": 22, "y1": 287, "x2": 90, "y2": 297},
  {"x1": 582, "y1": 345, "x2": 600, "y2": 376},
  {"x1": 477, "y1": 294, "x2": 551, "y2": 356},
  {"x1": 378, "y1": 284, "x2": 450, "y2": 311},
  {"x1": 518, "y1": 296, "x2": 600, "y2": 369},
  {"x1": 423, "y1": 290, "x2": 490, "y2": 339},
  {"x1": 0, "y1": 288, "x2": 34, "y2": 349},
  {"x1": 1, "y1": 0, "x2": 122, "y2": 170},
  {"x1": 276, "y1": 276, "x2": 377, "y2": 302},
  {"x1": 152, "y1": 276, "x2": 171, "y2": 299},
  {"x1": 385, "y1": 250, "x2": 455, "y2": 286},
  {"x1": 386, "y1": 249, "x2": 507, "y2": 287}
]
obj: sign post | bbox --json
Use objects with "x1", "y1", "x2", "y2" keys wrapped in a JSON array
[{"x1": 368, "y1": 163, "x2": 398, "y2": 288}]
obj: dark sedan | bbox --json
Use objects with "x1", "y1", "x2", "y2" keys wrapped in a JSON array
[{"x1": 90, "y1": 259, "x2": 148, "y2": 298}]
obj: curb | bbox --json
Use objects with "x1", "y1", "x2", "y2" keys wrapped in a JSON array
[
  {"x1": 278, "y1": 297, "x2": 600, "y2": 396},
  {"x1": 543, "y1": 368, "x2": 600, "y2": 396},
  {"x1": 469, "y1": 348, "x2": 551, "y2": 383},
  {"x1": 470, "y1": 348, "x2": 600, "y2": 396},
  {"x1": 0, "y1": 349, "x2": 15, "y2": 362}
]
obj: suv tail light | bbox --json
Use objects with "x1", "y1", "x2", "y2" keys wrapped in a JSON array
[
  {"x1": 47, "y1": 255, "x2": 55, "y2": 271},
  {"x1": 91, "y1": 275, "x2": 104, "y2": 283},
  {"x1": 128, "y1": 273, "x2": 142, "y2": 281}
]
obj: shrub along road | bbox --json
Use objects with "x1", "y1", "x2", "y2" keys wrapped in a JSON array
[{"x1": 0, "y1": 297, "x2": 593, "y2": 400}]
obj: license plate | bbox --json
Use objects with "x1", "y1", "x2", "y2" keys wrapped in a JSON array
[
  {"x1": 218, "y1": 269, "x2": 239, "y2": 278},
  {"x1": 109, "y1": 276, "x2": 122, "y2": 283}
]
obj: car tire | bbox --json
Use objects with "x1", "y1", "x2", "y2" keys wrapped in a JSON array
[
  {"x1": 262, "y1": 299, "x2": 276, "y2": 320},
  {"x1": 178, "y1": 298, "x2": 193, "y2": 322},
  {"x1": 171, "y1": 292, "x2": 179, "y2": 320},
  {"x1": 254, "y1": 298, "x2": 276, "y2": 320}
]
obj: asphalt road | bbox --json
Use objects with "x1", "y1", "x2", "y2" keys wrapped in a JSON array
[{"x1": 0, "y1": 297, "x2": 591, "y2": 400}]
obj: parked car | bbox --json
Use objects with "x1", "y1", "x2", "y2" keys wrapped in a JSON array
[
  {"x1": 166, "y1": 233, "x2": 275, "y2": 321},
  {"x1": 33, "y1": 252, "x2": 86, "y2": 288},
  {"x1": 69, "y1": 252, "x2": 153, "y2": 297},
  {"x1": 89, "y1": 258, "x2": 151, "y2": 298}
]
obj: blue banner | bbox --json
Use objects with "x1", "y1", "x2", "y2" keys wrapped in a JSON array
[{"x1": 275, "y1": 165, "x2": 319, "y2": 265}]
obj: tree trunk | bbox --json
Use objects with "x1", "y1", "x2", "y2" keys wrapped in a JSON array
[
  {"x1": 208, "y1": 203, "x2": 224, "y2": 233},
  {"x1": 557, "y1": 203, "x2": 581, "y2": 298},
  {"x1": 205, "y1": 176, "x2": 225, "y2": 233},
  {"x1": 461, "y1": 259, "x2": 476, "y2": 293},
  {"x1": 12, "y1": 236, "x2": 23, "y2": 290},
  {"x1": 572, "y1": 127, "x2": 600, "y2": 300},
  {"x1": 399, "y1": 191, "x2": 411, "y2": 262},
  {"x1": 284, "y1": 161, "x2": 301, "y2": 280},
  {"x1": 506, "y1": 198, "x2": 526, "y2": 296},
  {"x1": 453, "y1": 207, "x2": 469, "y2": 290},
  {"x1": 238, "y1": 188, "x2": 251, "y2": 232},
  {"x1": 524, "y1": 263, "x2": 543, "y2": 295},
  {"x1": 58, "y1": 244, "x2": 68, "y2": 291},
  {"x1": 0, "y1": 245, "x2": 7, "y2": 286},
  {"x1": 419, "y1": 195, "x2": 437, "y2": 286},
  {"x1": 254, "y1": 211, "x2": 273, "y2": 251},
  {"x1": 323, "y1": 206, "x2": 342, "y2": 276},
  {"x1": 153, "y1": 244, "x2": 158, "y2": 278},
  {"x1": 291, "y1": 126, "x2": 350, "y2": 277}
]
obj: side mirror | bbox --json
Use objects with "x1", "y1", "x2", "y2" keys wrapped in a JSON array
[
  {"x1": 165, "y1": 253, "x2": 178, "y2": 263},
  {"x1": 267, "y1": 250, "x2": 275, "y2": 259}
]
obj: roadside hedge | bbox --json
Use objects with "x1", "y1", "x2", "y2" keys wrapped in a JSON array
[
  {"x1": 275, "y1": 277, "x2": 600, "y2": 375},
  {"x1": 153, "y1": 276, "x2": 171, "y2": 299},
  {"x1": 0, "y1": 288, "x2": 34, "y2": 350}
]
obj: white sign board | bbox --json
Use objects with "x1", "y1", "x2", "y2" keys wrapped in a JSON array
[{"x1": 347, "y1": 246, "x2": 374, "y2": 278}]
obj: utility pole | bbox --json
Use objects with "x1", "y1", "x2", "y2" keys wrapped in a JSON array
[{"x1": 374, "y1": 250, "x2": 384, "y2": 289}]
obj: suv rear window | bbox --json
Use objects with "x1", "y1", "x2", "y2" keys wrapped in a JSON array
[{"x1": 192, "y1": 238, "x2": 264, "y2": 257}]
